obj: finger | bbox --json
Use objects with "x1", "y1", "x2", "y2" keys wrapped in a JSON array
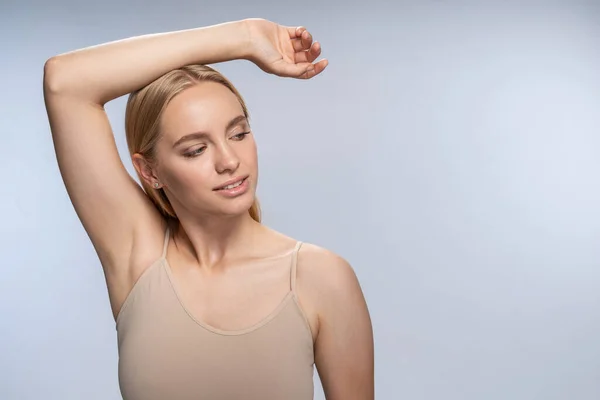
[
  {"x1": 309, "y1": 42, "x2": 322, "y2": 63},
  {"x1": 275, "y1": 61, "x2": 313, "y2": 78},
  {"x1": 291, "y1": 35, "x2": 318, "y2": 53},
  {"x1": 300, "y1": 59, "x2": 329, "y2": 80},
  {"x1": 287, "y1": 25, "x2": 306, "y2": 38},
  {"x1": 300, "y1": 29, "x2": 313, "y2": 50},
  {"x1": 291, "y1": 38, "x2": 305, "y2": 52},
  {"x1": 294, "y1": 41, "x2": 321, "y2": 64},
  {"x1": 290, "y1": 31, "x2": 313, "y2": 53}
]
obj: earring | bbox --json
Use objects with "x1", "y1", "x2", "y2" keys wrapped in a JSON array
[{"x1": 154, "y1": 182, "x2": 160, "y2": 188}]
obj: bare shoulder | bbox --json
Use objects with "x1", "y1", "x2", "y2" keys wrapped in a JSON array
[
  {"x1": 296, "y1": 243, "x2": 360, "y2": 292},
  {"x1": 296, "y1": 243, "x2": 374, "y2": 399},
  {"x1": 294, "y1": 242, "x2": 367, "y2": 340}
]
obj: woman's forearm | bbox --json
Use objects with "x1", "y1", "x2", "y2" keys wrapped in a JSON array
[{"x1": 43, "y1": 20, "x2": 251, "y2": 104}]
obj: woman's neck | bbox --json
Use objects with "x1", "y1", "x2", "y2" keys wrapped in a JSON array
[{"x1": 173, "y1": 212, "x2": 261, "y2": 271}]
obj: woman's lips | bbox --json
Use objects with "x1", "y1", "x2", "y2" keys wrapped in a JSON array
[{"x1": 214, "y1": 177, "x2": 249, "y2": 198}]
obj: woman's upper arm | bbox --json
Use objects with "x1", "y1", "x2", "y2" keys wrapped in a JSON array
[
  {"x1": 297, "y1": 245, "x2": 375, "y2": 400},
  {"x1": 44, "y1": 59, "x2": 162, "y2": 269}
]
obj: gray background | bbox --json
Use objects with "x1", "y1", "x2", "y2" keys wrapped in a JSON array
[{"x1": 1, "y1": 0, "x2": 600, "y2": 399}]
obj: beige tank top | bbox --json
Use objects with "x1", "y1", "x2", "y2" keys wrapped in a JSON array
[{"x1": 115, "y1": 227, "x2": 315, "y2": 400}]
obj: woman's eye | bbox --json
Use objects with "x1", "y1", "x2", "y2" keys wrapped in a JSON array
[
  {"x1": 231, "y1": 132, "x2": 250, "y2": 141},
  {"x1": 184, "y1": 147, "x2": 206, "y2": 157}
]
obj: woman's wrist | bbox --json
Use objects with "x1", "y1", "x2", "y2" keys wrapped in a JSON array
[
  {"x1": 231, "y1": 19, "x2": 255, "y2": 61},
  {"x1": 191, "y1": 19, "x2": 255, "y2": 63}
]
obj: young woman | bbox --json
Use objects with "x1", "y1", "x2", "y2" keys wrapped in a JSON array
[{"x1": 43, "y1": 18, "x2": 374, "y2": 400}]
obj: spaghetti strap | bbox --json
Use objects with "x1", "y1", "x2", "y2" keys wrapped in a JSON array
[
  {"x1": 290, "y1": 241, "x2": 303, "y2": 292},
  {"x1": 161, "y1": 226, "x2": 170, "y2": 259}
]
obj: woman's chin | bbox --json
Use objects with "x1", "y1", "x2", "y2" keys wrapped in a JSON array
[{"x1": 216, "y1": 198, "x2": 256, "y2": 218}]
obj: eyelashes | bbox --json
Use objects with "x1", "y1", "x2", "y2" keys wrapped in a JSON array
[
  {"x1": 231, "y1": 131, "x2": 251, "y2": 141},
  {"x1": 183, "y1": 131, "x2": 251, "y2": 158},
  {"x1": 184, "y1": 146, "x2": 207, "y2": 158}
]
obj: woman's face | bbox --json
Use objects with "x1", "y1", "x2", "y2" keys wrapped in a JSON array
[{"x1": 155, "y1": 81, "x2": 258, "y2": 219}]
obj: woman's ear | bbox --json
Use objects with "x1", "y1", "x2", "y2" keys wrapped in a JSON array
[{"x1": 132, "y1": 153, "x2": 161, "y2": 188}]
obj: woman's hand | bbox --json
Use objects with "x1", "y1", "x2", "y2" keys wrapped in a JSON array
[{"x1": 244, "y1": 18, "x2": 328, "y2": 79}]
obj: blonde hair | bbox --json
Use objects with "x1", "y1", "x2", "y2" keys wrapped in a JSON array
[{"x1": 125, "y1": 64, "x2": 261, "y2": 223}]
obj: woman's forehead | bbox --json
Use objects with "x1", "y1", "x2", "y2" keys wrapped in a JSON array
[{"x1": 161, "y1": 83, "x2": 245, "y2": 137}]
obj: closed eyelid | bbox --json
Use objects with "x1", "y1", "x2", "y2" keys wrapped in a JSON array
[
  {"x1": 230, "y1": 124, "x2": 250, "y2": 134},
  {"x1": 230, "y1": 131, "x2": 250, "y2": 139}
]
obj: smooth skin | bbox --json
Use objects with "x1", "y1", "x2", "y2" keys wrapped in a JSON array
[{"x1": 43, "y1": 18, "x2": 374, "y2": 400}]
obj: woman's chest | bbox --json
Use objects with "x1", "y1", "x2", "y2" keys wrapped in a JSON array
[{"x1": 117, "y1": 297, "x2": 315, "y2": 400}]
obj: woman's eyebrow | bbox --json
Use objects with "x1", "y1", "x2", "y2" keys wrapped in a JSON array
[{"x1": 172, "y1": 115, "x2": 248, "y2": 148}]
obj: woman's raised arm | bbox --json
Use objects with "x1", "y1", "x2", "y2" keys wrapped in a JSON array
[{"x1": 42, "y1": 18, "x2": 326, "y2": 317}]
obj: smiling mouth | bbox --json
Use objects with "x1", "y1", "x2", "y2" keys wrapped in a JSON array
[{"x1": 214, "y1": 177, "x2": 248, "y2": 191}]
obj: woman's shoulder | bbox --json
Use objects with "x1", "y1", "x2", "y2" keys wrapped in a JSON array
[
  {"x1": 297, "y1": 243, "x2": 356, "y2": 281},
  {"x1": 295, "y1": 242, "x2": 362, "y2": 305},
  {"x1": 293, "y1": 241, "x2": 366, "y2": 342},
  {"x1": 256, "y1": 225, "x2": 361, "y2": 292}
]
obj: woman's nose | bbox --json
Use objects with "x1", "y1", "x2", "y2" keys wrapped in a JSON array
[{"x1": 214, "y1": 145, "x2": 240, "y2": 174}]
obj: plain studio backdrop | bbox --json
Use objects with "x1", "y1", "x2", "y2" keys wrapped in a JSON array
[{"x1": 1, "y1": 0, "x2": 599, "y2": 399}]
